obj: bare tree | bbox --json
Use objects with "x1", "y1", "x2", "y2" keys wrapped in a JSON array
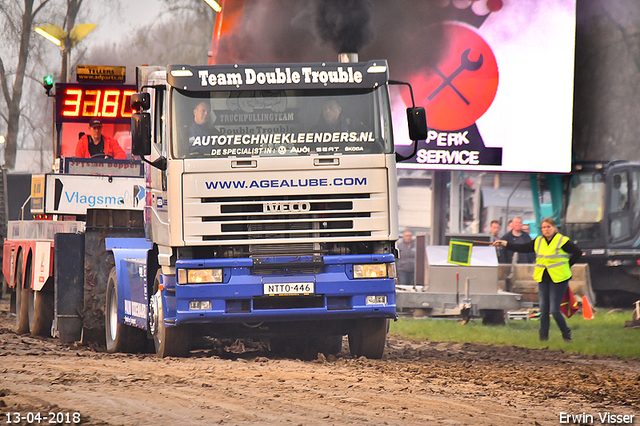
[
  {"x1": 0, "y1": 0, "x2": 98, "y2": 170},
  {"x1": 0, "y1": 0, "x2": 52, "y2": 170},
  {"x1": 82, "y1": 0, "x2": 215, "y2": 75},
  {"x1": 59, "y1": 0, "x2": 83, "y2": 81}
]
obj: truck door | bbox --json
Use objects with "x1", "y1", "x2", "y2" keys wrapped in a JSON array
[{"x1": 148, "y1": 87, "x2": 169, "y2": 245}]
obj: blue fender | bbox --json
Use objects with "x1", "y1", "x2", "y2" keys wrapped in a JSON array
[{"x1": 106, "y1": 238, "x2": 152, "y2": 330}]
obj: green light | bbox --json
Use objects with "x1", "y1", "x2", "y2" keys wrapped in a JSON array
[{"x1": 42, "y1": 75, "x2": 54, "y2": 96}]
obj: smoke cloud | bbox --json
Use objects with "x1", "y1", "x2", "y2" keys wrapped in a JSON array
[
  {"x1": 312, "y1": 0, "x2": 373, "y2": 53},
  {"x1": 214, "y1": 0, "x2": 449, "y2": 81}
]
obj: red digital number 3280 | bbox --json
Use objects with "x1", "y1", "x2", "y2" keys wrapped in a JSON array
[{"x1": 55, "y1": 83, "x2": 136, "y2": 124}]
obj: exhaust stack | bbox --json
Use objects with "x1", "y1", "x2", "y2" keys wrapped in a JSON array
[{"x1": 338, "y1": 53, "x2": 359, "y2": 63}]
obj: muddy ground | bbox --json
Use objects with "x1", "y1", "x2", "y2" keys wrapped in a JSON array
[{"x1": 0, "y1": 298, "x2": 639, "y2": 426}]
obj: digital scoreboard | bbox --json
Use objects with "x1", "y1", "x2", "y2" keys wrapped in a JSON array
[{"x1": 55, "y1": 83, "x2": 136, "y2": 124}]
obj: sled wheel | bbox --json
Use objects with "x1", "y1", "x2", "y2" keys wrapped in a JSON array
[
  {"x1": 15, "y1": 252, "x2": 30, "y2": 334},
  {"x1": 105, "y1": 267, "x2": 147, "y2": 354},
  {"x1": 0, "y1": 276, "x2": 7, "y2": 299},
  {"x1": 28, "y1": 288, "x2": 54, "y2": 337},
  {"x1": 348, "y1": 318, "x2": 388, "y2": 359}
]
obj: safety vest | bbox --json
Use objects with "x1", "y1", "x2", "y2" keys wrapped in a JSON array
[{"x1": 533, "y1": 234, "x2": 572, "y2": 283}]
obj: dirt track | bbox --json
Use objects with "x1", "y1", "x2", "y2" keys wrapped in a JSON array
[{"x1": 1, "y1": 298, "x2": 639, "y2": 426}]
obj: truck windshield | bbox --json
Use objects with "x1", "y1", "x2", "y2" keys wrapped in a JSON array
[
  {"x1": 171, "y1": 87, "x2": 392, "y2": 158},
  {"x1": 565, "y1": 172, "x2": 604, "y2": 247},
  {"x1": 565, "y1": 172, "x2": 605, "y2": 223}
]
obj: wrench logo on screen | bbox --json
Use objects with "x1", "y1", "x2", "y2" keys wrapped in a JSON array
[{"x1": 428, "y1": 49, "x2": 484, "y2": 105}]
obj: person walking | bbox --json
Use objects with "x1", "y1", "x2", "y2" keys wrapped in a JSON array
[
  {"x1": 493, "y1": 218, "x2": 582, "y2": 342},
  {"x1": 396, "y1": 229, "x2": 416, "y2": 286}
]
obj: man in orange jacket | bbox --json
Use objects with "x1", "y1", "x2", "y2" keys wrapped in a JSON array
[{"x1": 75, "y1": 119, "x2": 126, "y2": 159}]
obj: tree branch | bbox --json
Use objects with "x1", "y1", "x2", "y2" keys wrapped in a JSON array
[
  {"x1": 0, "y1": 55, "x2": 13, "y2": 106},
  {"x1": 33, "y1": 0, "x2": 51, "y2": 17}
]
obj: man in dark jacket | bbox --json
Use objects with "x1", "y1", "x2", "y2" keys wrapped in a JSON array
[
  {"x1": 396, "y1": 229, "x2": 416, "y2": 286},
  {"x1": 499, "y1": 217, "x2": 535, "y2": 264}
]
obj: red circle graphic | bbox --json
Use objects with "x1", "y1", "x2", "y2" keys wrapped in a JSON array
[{"x1": 411, "y1": 23, "x2": 499, "y2": 131}]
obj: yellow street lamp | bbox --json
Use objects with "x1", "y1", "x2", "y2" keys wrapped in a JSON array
[
  {"x1": 203, "y1": 0, "x2": 222, "y2": 12},
  {"x1": 34, "y1": 27, "x2": 62, "y2": 46},
  {"x1": 34, "y1": 23, "x2": 97, "y2": 83}
]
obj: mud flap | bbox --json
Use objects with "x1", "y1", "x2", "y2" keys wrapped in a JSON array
[
  {"x1": 82, "y1": 209, "x2": 144, "y2": 345},
  {"x1": 54, "y1": 233, "x2": 84, "y2": 342}
]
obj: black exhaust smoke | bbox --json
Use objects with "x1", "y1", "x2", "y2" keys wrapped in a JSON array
[
  {"x1": 212, "y1": 0, "x2": 447, "y2": 80},
  {"x1": 312, "y1": 0, "x2": 373, "y2": 54}
]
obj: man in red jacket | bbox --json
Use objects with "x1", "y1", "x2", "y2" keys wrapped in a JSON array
[{"x1": 75, "y1": 118, "x2": 126, "y2": 159}]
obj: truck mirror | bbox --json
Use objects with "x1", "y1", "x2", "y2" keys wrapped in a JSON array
[
  {"x1": 131, "y1": 113, "x2": 151, "y2": 156},
  {"x1": 406, "y1": 107, "x2": 427, "y2": 141},
  {"x1": 131, "y1": 92, "x2": 151, "y2": 111}
]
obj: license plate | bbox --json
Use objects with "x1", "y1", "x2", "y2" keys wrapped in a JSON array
[{"x1": 263, "y1": 282, "x2": 315, "y2": 296}]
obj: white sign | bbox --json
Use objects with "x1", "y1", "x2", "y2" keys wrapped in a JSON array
[{"x1": 44, "y1": 174, "x2": 146, "y2": 215}]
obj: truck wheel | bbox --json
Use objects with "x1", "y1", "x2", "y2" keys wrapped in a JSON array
[
  {"x1": 151, "y1": 272, "x2": 190, "y2": 358},
  {"x1": 348, "y1": 318, "x2": 388, "y2": 359},
  {"x1": 105, "y1": 268, "x2": 147, "y2": 354},
  {"x1": 15, "y1": 252, "x2": 30, "y2": 335},
  {"x1": 28, "y1": 289, "x2": 54, "y2": 337}
]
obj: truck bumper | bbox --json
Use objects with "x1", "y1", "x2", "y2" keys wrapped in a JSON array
[{"x1": 164, "y1": 254, "x2": 397, "y2": 326}]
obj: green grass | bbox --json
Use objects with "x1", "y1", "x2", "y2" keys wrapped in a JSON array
[{"x1": 390, "y1": 310, "x2": 640, "y2": 359}]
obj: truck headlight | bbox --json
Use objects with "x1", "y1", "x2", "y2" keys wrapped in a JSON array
[
  {"x1": 387, "y1": 262, "x2": 396, "y2": 279},
  {"x1": 353, "y1": 263, "x2": 395, "y2": 279},
  {"x1": 178, "y1": 268, "x2": 223, "y2": 284}
]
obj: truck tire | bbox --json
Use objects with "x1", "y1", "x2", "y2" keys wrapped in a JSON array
[
  {"x1": 348, "y1": 318, "x2": 388, "y2": 359},
  {"x1": 105, "y1": 268, "x2": 147, "y2": 354},
  {"x1": 28, "y1": 289, "x2": 54, "y2": 337},
  {"x1": 15, "y1": 252, "x2": 30, "y2": 335},
  {"x1": 151, "y1": 272, "x2": 190, "y2": 358}
]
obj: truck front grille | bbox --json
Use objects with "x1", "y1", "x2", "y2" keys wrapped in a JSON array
[
  {"x1": 182, "y1": 168, "x2": 390, "y2": 246},
  {"x1": 185, "y1": 192, "x2": 385, "y2": 243}
]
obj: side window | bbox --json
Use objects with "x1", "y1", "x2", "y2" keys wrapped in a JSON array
[
  {"x1": 152, "y1": 88, "x2": 167, "y2": 191},
  {"x1": 632, "y1": 170, "x2": 640, "y2": 224},
  {"x1": 154, "y1": 87, "x2": 166, "y2": 156},
  {"x1": 609, "y1": 171, "x2": 631, "y2": 241},
  {"x1": 610, "y1": 172, "x2": 629, "y2": 213}
]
